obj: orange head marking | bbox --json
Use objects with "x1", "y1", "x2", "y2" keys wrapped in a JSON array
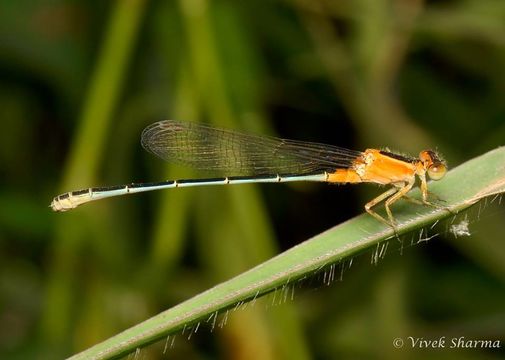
[{"x1": 419, "y1": 150, "x2": 447, "y2": 180}]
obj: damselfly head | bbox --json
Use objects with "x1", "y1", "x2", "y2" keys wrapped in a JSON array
[{"x1": 419, "y1": 150, "x2": 447, "y2": 181}]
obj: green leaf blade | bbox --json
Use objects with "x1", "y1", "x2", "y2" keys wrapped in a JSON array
[{"x1": 70, "y1": 147, "x2": 505, "y2": 360}]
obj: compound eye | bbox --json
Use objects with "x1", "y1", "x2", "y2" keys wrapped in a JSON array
[{"x1": 427, "y1": 163, "x2": 447, "y2": 180}]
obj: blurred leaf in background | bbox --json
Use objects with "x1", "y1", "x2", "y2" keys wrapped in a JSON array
[{"x1": 0, "y1": 0, "x2": 504, "y2": 359}]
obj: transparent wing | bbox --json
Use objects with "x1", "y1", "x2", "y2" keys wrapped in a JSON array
[{"x1": 141, "y1": 120, "x2": 362, "y2": 176}]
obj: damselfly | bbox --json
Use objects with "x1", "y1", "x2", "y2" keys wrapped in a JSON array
[{"x1": 51, "y1": 120, "x2": 447, "y2": 227}]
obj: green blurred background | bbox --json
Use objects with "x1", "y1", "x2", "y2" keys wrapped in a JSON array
[{"x1": 1, "y1": 0, "x2": 505, "y2": 359}]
